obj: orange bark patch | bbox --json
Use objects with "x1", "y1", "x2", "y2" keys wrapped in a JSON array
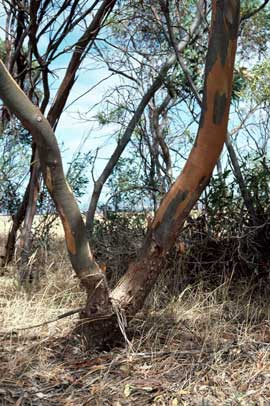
[
  {"x1": 63, "y1": 220, "x2": 77, "y2": 255},
  {"x1": 57, "y1": 206, "x2": 77, "y2": 255},
  {"x1": 45, "y1": 167, "x2": 53, "y2": 193}
]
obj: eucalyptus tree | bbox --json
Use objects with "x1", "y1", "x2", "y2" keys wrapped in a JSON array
[{"x1": 158, "y1": 0, "x2": 270, "y2": 227}]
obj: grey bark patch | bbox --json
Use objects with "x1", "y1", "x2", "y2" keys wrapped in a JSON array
[
  {"x1": 213, "y1": 92, "x2": 227, "y2": 124},
  {"x1": 153, "y1": 189, "x2": 189, "y2": 248},
  {"x1": 204, "y1": 1, "x2": 240, "y2": 77}
]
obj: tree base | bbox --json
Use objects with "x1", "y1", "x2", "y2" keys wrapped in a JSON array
[{"x1": 76, "y1": 312, "x2": 125, "y2": 351}]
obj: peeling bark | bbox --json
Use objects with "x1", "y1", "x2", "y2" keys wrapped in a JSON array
[
  {"x1": 166, "y1": 9, "x2": 257, "y2": 225},
  {"x1": 0, "y1": 0, "x2": 240, "y2": 349}
]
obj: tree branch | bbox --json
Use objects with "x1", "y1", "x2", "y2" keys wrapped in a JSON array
[
  {"x1": 241, "y1": 0, "x2": 270, "y2": 22},
  {"x1": 86, "y1": 0, "x2": 206, "y2": 236}
]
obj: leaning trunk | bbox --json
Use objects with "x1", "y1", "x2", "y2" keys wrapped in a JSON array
[
  {"x1": 0, "y1": 59, "x2": 110, "y2": 324},
  {"x1": 109, "y1": 0, "x2": 240, "y2": 322},
  {"x1": 0, "y1": 0, "x2": 240, "y2": 349},
  {"x1": 80, "y1": 0, "x2": 240, "y2": 347},
  {"x1": 5, "y1": 0, "x2": 117, "y2": 266}
]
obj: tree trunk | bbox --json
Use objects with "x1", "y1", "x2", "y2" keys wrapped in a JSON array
[
  {"x1": 225, "y1": 135, "x2": 258, "y2": 224},
  {"x1": 16, "y1": 147, "x2": 41, "y2": 283},
  {"x1": 4, "y1": 0, "x2": 117, "y2": 266},
  {"x1": 165, "y1": 12, "x2": 257, "y2": 225},
  {"x1": 108, "y1": 0, "x2": 240, "y2": 340},
  {"x1": 4, "y1": 183, "x2": 30, "y2": 265},
  {"x1": 0, "y1": 0, "x2": 240, "y2": 349},
  {"x1": 0, "y1": 59, "x2": 110, "y2": 326}
]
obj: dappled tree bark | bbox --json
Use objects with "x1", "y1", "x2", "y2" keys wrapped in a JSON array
[
  {"x1": 0, "y1": 60, "x2": 110, "y2": 317},
  {"x1": 109, "y1": 0, "x2": 240, "y2": 321},
  {"x1": 79, "y1": 0, "x2": 241, "y2": 347},
  {"x1": 163, "y1": 10, "x2": 258, "y2": 226},
  {"x1": 0, "y1": 0, "x2": 240, "y2": 349},
  {"x1": 178, "y1": 56, "x2": 257, "y2": 224}
]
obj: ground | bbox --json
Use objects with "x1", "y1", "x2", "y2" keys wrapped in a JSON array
[{"x1": 0, "y1": 219, "x2": 270, "y2": 405}]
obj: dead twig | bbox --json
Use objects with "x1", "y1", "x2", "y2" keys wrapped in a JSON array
[
  {"x1": 0, "y1": 307, "x2": 83, "y2": 337},
  {"x1": 0, "y1": 308, "x2": 118, "y2": 338}
]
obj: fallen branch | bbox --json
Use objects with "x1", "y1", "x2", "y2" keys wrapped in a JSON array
[
  {"x1": 0, "y1": 308, "x2": 117, "y2": 338},
  {"x1": 0, "y1": 307, "x2": 83, "y2": 337}
]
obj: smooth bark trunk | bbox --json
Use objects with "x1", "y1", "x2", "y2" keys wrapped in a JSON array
[
  {"x1": 5, "y1": 0, "x2": 117, "y2": 266},
  {"x1": 168, "y1": 23, "x2": 257, "y2": 224},
  {"x1": 77, "y1": 0, "x2": 240, "y2": 347},
  {"x1": 0, "y1": 0, "x2": 240, "y2": 349},
  {"x1": 109, "y1": 0, "x2": 240, "y2": 327},
  {"x1": 0, "y1": 60, "x2": 109, "y2": 314}
]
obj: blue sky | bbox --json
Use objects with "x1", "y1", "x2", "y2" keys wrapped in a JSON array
[{"x1": 51, "y1": 57, "x2": 120, "y2": 201}]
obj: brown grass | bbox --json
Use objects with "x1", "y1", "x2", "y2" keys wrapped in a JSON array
[
  {"x1": 0, "y1": 219, "x2": 270, "y2": 405},
  {"x1": 1, "y1": 266, "x2": 270, "y2": 404}
]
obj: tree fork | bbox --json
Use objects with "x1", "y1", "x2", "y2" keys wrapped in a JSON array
[
  {"x1": 72, "y1": 0, "x2": 241, "y2": 348},
  {"x1": 0, "y1": 0, "x2": 240, "y2": 349}
]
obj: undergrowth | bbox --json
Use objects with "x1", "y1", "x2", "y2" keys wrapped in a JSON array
[{"x1": 1, "y1": 213, "x2": 270, "y2": 405}]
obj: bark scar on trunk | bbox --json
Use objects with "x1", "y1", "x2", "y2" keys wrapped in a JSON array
[
  {"x1": 57, "y1": 206, "x2": 77, "y2": 256},
  {"x1": 152, "y1": 189, "x2": 189, "y2": 248},
  {"x1": 213, "y1": 92, "x2": 227, "y2": 124}
]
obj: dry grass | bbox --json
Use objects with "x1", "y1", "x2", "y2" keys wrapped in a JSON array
[{"x1": 1, "y1": 240, "x2": 270, "y2": 406}]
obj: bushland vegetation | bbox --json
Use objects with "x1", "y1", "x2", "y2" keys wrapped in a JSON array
[{"x1": 1, "y1": 0, "x2": 270, "y2": 404}]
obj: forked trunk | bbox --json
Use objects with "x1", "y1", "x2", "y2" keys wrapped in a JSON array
[
  {"x1": 0, "y1": 0, "x2": 240, "y2": 349},
  {"x1": 82, "y1": 0, "x2": 240, "y2": 347}
]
